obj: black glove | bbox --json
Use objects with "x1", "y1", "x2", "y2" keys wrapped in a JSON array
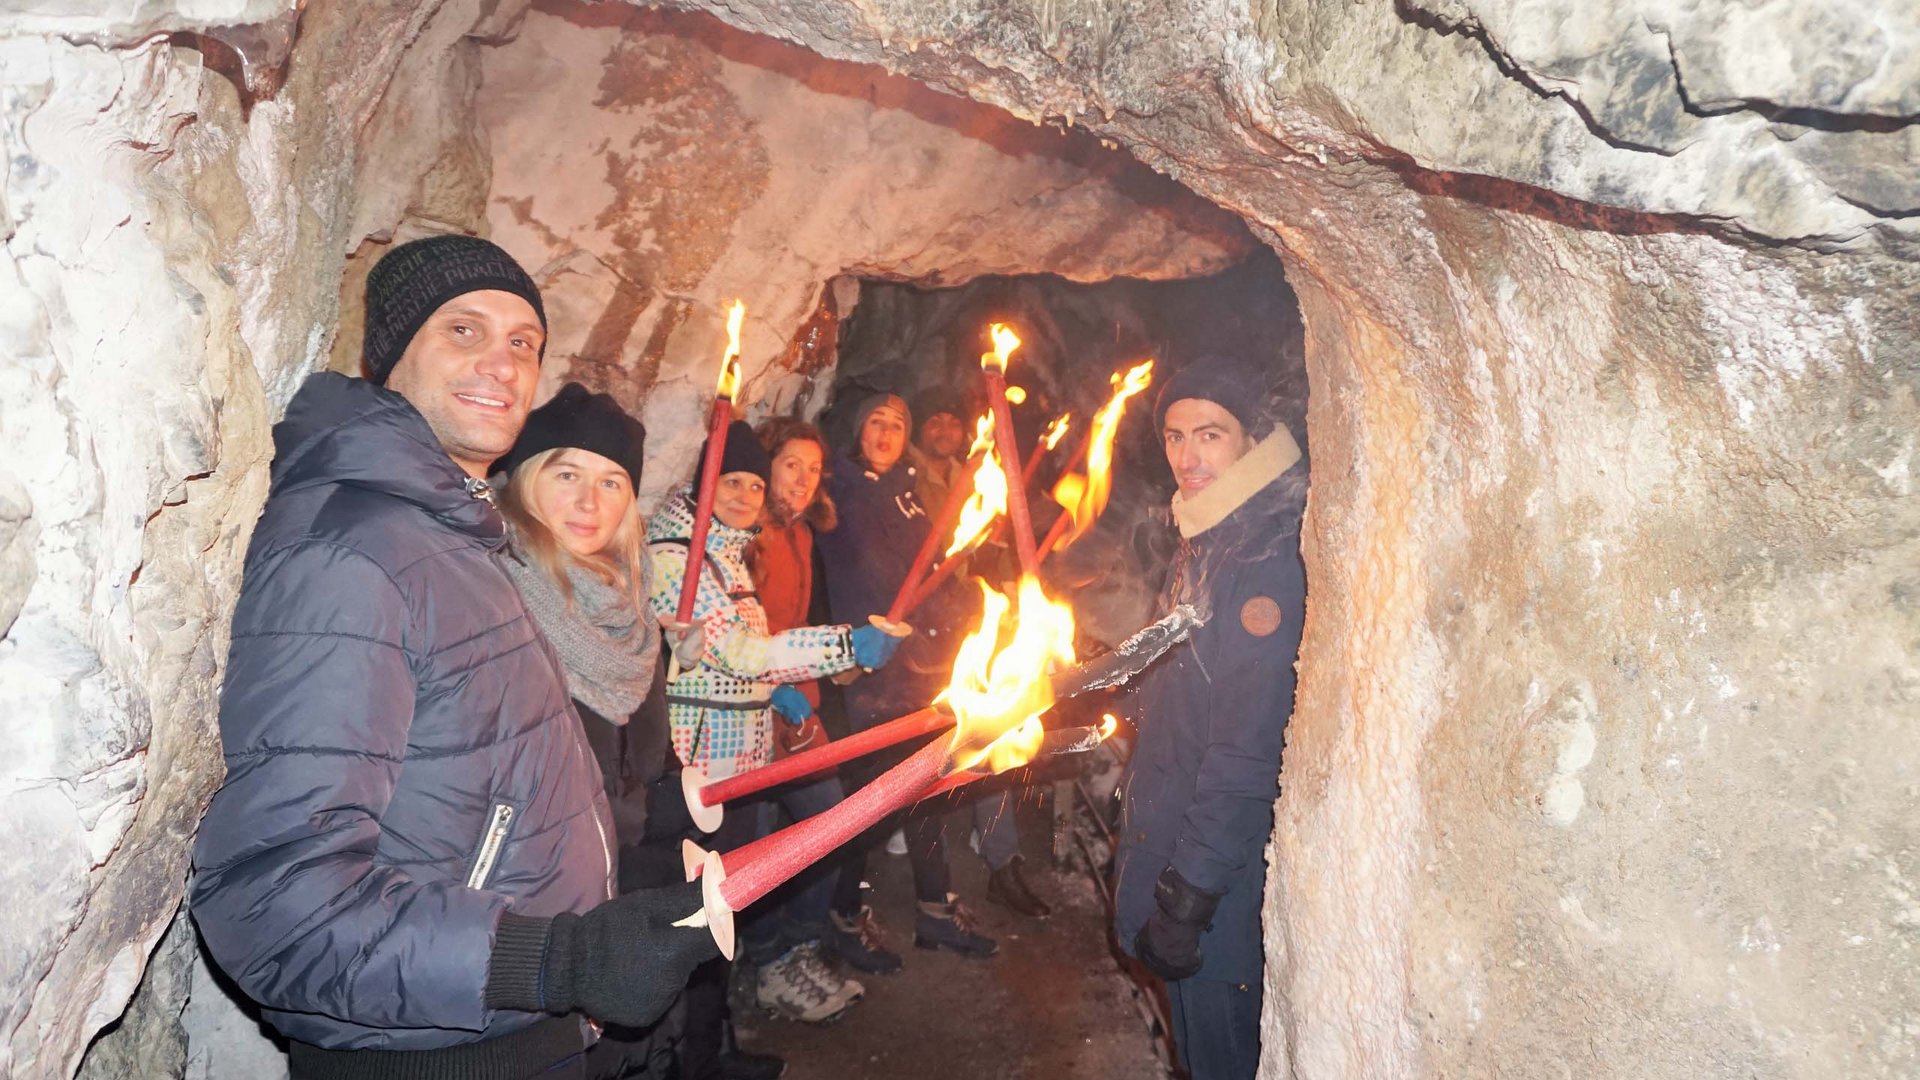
[
  {"x1": 486, "y1": 880, "x2": 720, "y2": 1027},
  {"x1": 641, "y1": 770, "x2": 695, "y2": 844},
  {"x1": 1132, "y1": 866, "x2": 1220, "y2": 981}
]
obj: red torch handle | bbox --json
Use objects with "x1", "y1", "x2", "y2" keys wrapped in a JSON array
[
  {"x1": 718, "y1": 736, "x2": 949, "y2": 912},
  {"x1": 1036, "y1": 506, "x2": 1074, "y2": 562},
  {"x1": 696, "y1": 708, "x2": 951, "y2": 808},
  {"x1": 1021, "y1": 430, "x2": 1057, "y2": 486},
  {"x1": 677, "y1": 398, "x2": 733, "y2": 623},
  {"x1": 883, "y1": 454, "x2": 984, "y2": 625},
  {"x1": 981, "y1": 372, "x2": 1038, "y2": 576},
  {"x1": 703, "y1": 765, "x2": 982, "y2": 878},
  {"x1": 900, "y1": 545, "x2": 966, "y2": 618}
]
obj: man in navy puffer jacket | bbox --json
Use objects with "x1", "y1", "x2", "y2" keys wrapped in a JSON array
[
  {"x1": 190, "y1": 235, "x2": 715, "y2": 1079},
  {"x1": 1113, "y1": 355, "x2": 1308, "y2": 1080}
]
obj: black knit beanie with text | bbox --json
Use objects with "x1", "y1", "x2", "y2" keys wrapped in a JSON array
[{"x1": 361, "y1": 234, "x2": 547, "y2": 384}]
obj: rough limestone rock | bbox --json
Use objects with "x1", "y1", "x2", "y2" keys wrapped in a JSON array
[
  {"x1": 477, "y1": 2, "x2": 1251, "y2": 503},
  {"x1": 0, "y1": 0, "x2": 1914, "y2": 1077},
  {"x1": 0, "y1": 1, "x2": 528, "y2": 1075}
]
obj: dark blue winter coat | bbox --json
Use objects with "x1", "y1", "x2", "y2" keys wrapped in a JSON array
[
  {"x1": 815, "y1": 453, "x2": 966, "y2": 724},
  {"x1": 1114, "y1": 465, "x2": 1306, "y2": 986},
  {"x1": 189, "y1": 373, "x2": 615, "y2": 1051}
]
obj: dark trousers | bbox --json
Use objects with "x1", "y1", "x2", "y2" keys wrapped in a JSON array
[
  {"x1": 678, "y1": 809, "x2": 764, "y2": 1080},
  {"x1": 1166, "y1": 976, "x2": 1262, "y2": 1080},
  {"x1": 832, "y1": 737, "x2": 952, "y2": 908}
]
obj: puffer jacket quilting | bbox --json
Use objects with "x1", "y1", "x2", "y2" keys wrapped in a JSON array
[{"x1": 189, "y1": 372, "x2": 615, "y2": 1052}]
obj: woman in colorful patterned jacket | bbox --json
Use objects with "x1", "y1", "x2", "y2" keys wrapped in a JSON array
[
  {"x1": 645, "y1": 419, "x2": 902, "y2": 780},
  {"x1": 645, "y1": 419, "x2": 902, "y2": 1078}
]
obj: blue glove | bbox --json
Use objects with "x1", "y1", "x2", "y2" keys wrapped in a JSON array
[
  {"x1": 769, "y1": 684, "x2": 812, "y2": 726},
  {"x1": 850, "y1": 624, "x2": 904, "y2": 670}
]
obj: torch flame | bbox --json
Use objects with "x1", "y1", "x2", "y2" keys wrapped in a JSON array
[
  {"x1": 945, "y1": 415, "x2": 1006, "y2": 558},
  {"x1": 1004, "y1": 385, "x2": 1028, "y2": 405},
  {"x1": 981, "y1": 323, "x2": 1020, "y2": 374},
  {"x1": 1057, "y1": 359, "x2": 1154, "y2": 550},
  {"x1": 1100, "y1": 713, "x2": 1119, "y2": 740},
  {"x1": 716, "y1": 301, "x2": 745, "y2": 400},
  {"x1": 940, "y1": 575, "x2": 1076, "y2": 774},
  {"x1": 1041, "y1": 413, "x2": 1071, "y2": 452}
]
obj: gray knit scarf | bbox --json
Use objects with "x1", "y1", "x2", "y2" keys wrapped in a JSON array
[{"x1": 502, "y1": 542, "x2": 659, "y2": 722}]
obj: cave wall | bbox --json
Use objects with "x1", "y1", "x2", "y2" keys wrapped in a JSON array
[
  {"x1": 0, "y1": 0, "x2": 1915, "y2": 1078},
  {"x1": 471, "y1": 0, "x2": 1251, "y2": 503},
  {"x1": 654, "y1": 2, "x2": 1919, "y2": 1078},
  {"x1": 0, "y1": 2, "x2": 517, "y2": 1074}
]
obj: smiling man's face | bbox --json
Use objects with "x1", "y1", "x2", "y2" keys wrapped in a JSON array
[
  {"x1": 1162, "y1": 397, "x2": 1254, "y2": 496},
  {"x1": 383, "y1": 289, "x2": 544, "y2": 478}
]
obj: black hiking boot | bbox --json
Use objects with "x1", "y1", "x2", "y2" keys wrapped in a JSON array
[
  {"x1": 913, "y1": 893, "x2": 999, "y2": 957},
  {"x1": 827, "y1": 904, "x2": 905, "y2": 975}
]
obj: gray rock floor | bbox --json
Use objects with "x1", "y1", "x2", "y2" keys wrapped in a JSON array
[{"x1": 735, "y1": 795, "x2": 1168, "y2": 1080}]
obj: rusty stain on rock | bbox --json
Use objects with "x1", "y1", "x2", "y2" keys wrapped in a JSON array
[{"x1": 587, "y1": 20, "x2": 771, "y2": 292}]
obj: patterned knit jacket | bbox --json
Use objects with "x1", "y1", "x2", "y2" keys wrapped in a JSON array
[{"x1": 646, "y1": 491, "x2": 858, "y2": 778}]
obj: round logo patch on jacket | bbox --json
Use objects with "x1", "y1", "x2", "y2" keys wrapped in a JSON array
[{"x1": 1240, "y1": 596, "x2": 1283, "y2": 637}]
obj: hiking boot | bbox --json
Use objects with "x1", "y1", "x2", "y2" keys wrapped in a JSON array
[
  {"x1": 914, "y1": 893, "x2": 999, "y2": 957},
  {"x1": 986, "y1": 854, "x2": 1053, "y2": 919},
  {"x1": 827, "y1": 905, "x2": 904, "y2": 975},
  {"x1": 755, "y1": 943, "x2": 864, "y2": 1024}
]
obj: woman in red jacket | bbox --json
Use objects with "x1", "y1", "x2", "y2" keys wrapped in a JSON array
[{"x1": 746, "y1": 418, "x2": 907, "y2": 980}]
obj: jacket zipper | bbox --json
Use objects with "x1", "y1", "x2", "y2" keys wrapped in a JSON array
[{"x1": 467, "y1": 803, "x2": 515, "y2": 889}]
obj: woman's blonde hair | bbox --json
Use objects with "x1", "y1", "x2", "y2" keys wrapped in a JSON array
[{"x1": 497, "y1": 447, "x2": 648, "y2": 613}]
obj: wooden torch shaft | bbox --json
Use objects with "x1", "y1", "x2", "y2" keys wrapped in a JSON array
[
  {"x1": 1036, "y1": 506, "x2": 1074, "y2": 562},
  {"x1": 718, "y1": 736, "x2": 949, "y2": 912},
  {"x1": 884, "y1": 454, "x2": 983, "y2": 624},
  {"x1": 981, "y1": 371, "x2": 1038, "y2": 575},
  {"x1": 705, "y1": 722, "x2": 1110, "y2": 878},
  {"x1": 676, "y1": 398, "x2": 733, "y2": 623},
  {"x1": 697, "y1": 707, "x2": 951, "y2": 808}
]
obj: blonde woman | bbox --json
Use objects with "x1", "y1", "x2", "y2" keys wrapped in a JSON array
[{"x1": 495, "y1": 382, "x2": 699, "y2": 1080}]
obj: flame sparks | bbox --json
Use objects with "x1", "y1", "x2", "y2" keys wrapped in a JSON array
[
  {"x1": 1004, "y1": 385, "x2": 1028, "y2": 405},
  {"x1": 1099, "y1": 713, "x2": 1119, "y2": 739},
  {"x1": 981, "y1": 323, "x2": 1020, "y2": 374},
  {"x1": 940, "y1": 575, "x2": 1076, "y2": 774},
  {"x1": 716, "y1": 301, "x2": 745, "y2": 400},
  {"x1": 1056, "y1": 359, "x2": 1153, "y2": 550},
  {"x1": 945, "y1": 416, "x2": 1006, "y2": 558},
  {"x1": 1041, "y1": 413, "x2": 1071, "y2": 452}
]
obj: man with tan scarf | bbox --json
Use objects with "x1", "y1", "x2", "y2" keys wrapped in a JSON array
[{"x1": 1112, "y1": 353, "x2": 1308, "y2": 1080}]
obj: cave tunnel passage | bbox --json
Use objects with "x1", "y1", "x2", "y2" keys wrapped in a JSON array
[
  {"x1": 80, "y1": 4, "x2": 1310, "y2": 1078},
  {"x1": 735, "y1": 254, "x2": 1309, "y2": 1080},
  {"x1": 822, "y1": 252, "x2": 1308, "y2": 645},
  {"x1": 14, "y1": 0, "x2": 1920, "y2": 1075}
]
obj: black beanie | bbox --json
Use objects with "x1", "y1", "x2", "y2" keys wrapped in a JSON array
[
  {"x1": 694, "y1": 419, "x2": 772, "y2": 485},
  {"x1": 362, "y1": 234, "x2": 548, "y2": 384},
  {"x1": 1153, "y1": 354, "x2": 1275, "y2": 439},
  {"x1": 496, "y1": 383, "x2": 646, "y2": 487}
]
